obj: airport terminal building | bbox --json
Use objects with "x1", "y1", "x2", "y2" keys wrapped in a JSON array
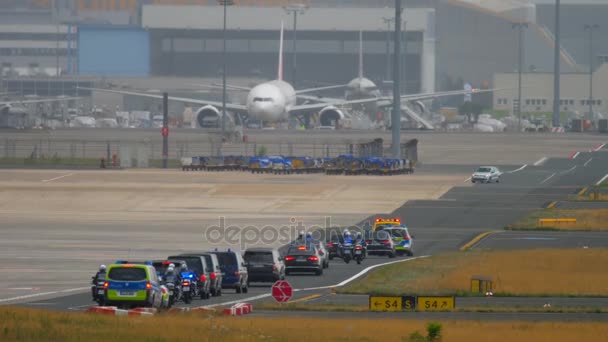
[{"x1": 1, "y1": 0, "x2": 607, "y2": 115}]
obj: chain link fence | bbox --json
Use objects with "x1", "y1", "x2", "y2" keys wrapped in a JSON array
[{"x1": 0, "y1": 138, "x2": 354, "y2": 168}]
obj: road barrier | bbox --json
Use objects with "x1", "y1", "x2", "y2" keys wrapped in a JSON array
[
  {"x1": 86, "y1": 306, "x2": 157, "y2": 316},
  {"x1": 223, "y1": 302, "x2": 253, "y2": 316}
]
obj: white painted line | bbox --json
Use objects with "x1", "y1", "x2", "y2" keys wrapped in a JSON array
[
  {"x1": 533, "y1": 157, "x2": 547, "y2": 166},
  {"x1": 506, "y1": 164, "x2": 527, "y2": 174},
  {"x1": 540, "y1": 173, "x2": 556, "y2": 184},
  {"x1": 596, "y1": 174, "x2": 608, "y2": 186},
  {"x1": 572, "y1": 152, "x2": 580, "y2": 159},
  {"x1": 592, "y1": 143, "x2": 606, "y2": 152},
  {"x1": 584, "y1": 158, "x2": 593, "y2": 167},
  {"x1": 6, "y1": 287, "x2": 40, "y2": 291},
  {"x1": 42, "y1": 173, "x2": 74, "y2": 183},
  {"x1": 559, "y1": 165, "x2": 577, "y2": 174},
  {"x1": 463, "y1": 177, "x2": 471, "y2": 183},
  {"x1": 0, "y1": 287, "x2": 88, "y2": 303},
  {"x1": 203, "y1": 256, "x2": 429, "y2": 308}
]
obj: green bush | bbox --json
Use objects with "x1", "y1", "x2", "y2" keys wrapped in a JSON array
[{"x1": 256, "y1": 145, "x2": 267, "y2": 157}]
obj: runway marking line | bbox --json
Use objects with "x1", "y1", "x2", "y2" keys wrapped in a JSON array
[
  {"x1": 459, "y1": 231, "x2": 501, "y2": 251},
  {"x1": 203, "y1": 256, "x2": 429, "y2": 309},
  {"x1": 533, "y1": 157, "x2": 547, "y2": 166},
  {"x1": 288, "y1": 294, "x2": 322, "y2": 304},
  {"x1": 463, "y1": 177, "x2": 471, "y2": 183},
  {"x1": 578, "y1": 187, "x2": 588, "y2": 196},
  {"x1": 567, "y1": 151, "x2": 579, "y2": 159},
  {"x1": 540, "y1": 173, "x2": 556, "y2": 184},
  {"x1": 506, "y1": 164, "x2": 527, "y2": 173},
  {"x1": 591, "y1": 143, "x2": 606, "y2": 152},
  {"x1": 41, "y1": 173, "x2": 74, "y2": 183},
  {"x1": 0, "y1": 287, "x2": 88, "y2": 303},
  {"x1": 584, "y1": 158, "x2": 593, "y2": 167},
  {"x1": 596, "y1": 174, "x2": 608, "y2": 186},
  {"x1": 546, "y1": 201, "x2": 558, "y2": 209},
  {"x1": 559, "y1": 165, "x2": 577, "y2": 174}
]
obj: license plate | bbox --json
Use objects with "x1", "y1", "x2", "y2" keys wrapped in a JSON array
[
  {"x1": 355, "y1": 250, "x2": 362, "y2": 254},
  {"x1": 183, "y1": 286, "x2": 190, "y2": 291},
  {"x1": 118, "y1": 291, "x2": 135, "y2": 297},
  {"x1": 296, "y1": 257, "x2": 307, "y2": 262},
  {"x1": 97, "y1": 290, "x2": 104, "y2": 295},
  {"x1": 253, "y1": 265, "x2": 265, "y2": 268}
]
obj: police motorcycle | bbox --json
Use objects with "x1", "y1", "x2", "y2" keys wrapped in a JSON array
[
  {"x1": 341, "y1": 230, "x2": 354, "y2": 264},
  {"x1": 91, "y1": 265, "x2": 107, "y2": 306},
  {"x1": 160, "y1": 265, "x2": 179, "y2": 308},
  {"x1": 353, "y1": 232, "x2": 367, "y2": 264},
  {"x1": 180, "y1": 269, "x2": 199, "y2": 304}
]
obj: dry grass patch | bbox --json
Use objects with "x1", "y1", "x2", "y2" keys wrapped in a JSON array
[
  {"x1": 339, "y1": 248, "x2": 608, "y2": 296},
  {"x1": 0, "y1": 306, "x2": 607, "y2": 342},
  {"x1": 509, "y1": 209, "x2": 608, "y2": 231}
]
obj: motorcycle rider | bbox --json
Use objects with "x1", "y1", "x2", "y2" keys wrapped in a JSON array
[
  {"x1": 91, "y1": 264, "x2": 106, "y2": 301},
  {"x1": 305, "y1": 231, "x2": 314, "y2": 243},
  {"x1": 343, "y1": 230, "x2": 353, "y2": 244}
]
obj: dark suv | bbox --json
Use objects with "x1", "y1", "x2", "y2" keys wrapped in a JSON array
[
  {"x1": 211, "y1": 250, "x2": 249, "y2": 293},
  {"x1": 168, "y1": 254, "x2": 212, "y2": 299},
  {"x1": 185, "y1": 252, "x2": 223, "y2": 297},
  {"x1": 243, "y1": 248, "x2": 285, "y2": 285}
]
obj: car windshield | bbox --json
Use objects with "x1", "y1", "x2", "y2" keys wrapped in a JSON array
[
  {"x1": 244, "y1": 251, "x2": 274, "y2": 263},
  {"x1": 386, "y1": 229, "x2": 408, "y2": 238},
  {"x1": 476, "y1": 167, "x2": 491, "y2": 173},
  {"x1": 287, "y1": 246, "x2": 314, "y2": 255},
  {"x1": 372, "y1": 231, "x2": 391, "y2": 240},
  {"x1": 108, "y1": 267, "x2": 147, "y2": 281},
  {"x1": 214, "y1": 252, "x2": 238, "y2": 266},
  {"x1": 170, "y1": 256, "x2": 203, "y2": 275}
]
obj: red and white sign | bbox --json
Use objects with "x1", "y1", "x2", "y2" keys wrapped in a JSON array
[
  {"x1": 161, "y1": 126, "x2": 169, "y2": 137},
  {"x1": 271, "y1": 280, "x2": 293, "y2": 303}
]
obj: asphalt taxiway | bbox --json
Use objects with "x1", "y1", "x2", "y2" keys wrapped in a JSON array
[{"x1": 3, "y1": 137, "x2": 608, "y2": 321}]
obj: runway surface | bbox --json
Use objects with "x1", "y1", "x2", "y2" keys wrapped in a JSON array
[{"x1": 2, "y1": 135, "x2": 608, "y2": 321}]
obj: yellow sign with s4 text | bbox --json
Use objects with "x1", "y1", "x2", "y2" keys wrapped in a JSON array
[
  {"x1": 369, "y1": 296, "x2": 402, "y2": 312},
  {"x1": 417, "y1": 296, "x2": 455, "y2": 311}
]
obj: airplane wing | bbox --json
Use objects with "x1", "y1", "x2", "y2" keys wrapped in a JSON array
[
  {"x1": 0, "y1": 97, "x2": 80, "y2": 106},
  {"x1": 289, "y1": 97, "x2": 380, "y2": 114},
  {"x1": 295, "y1": 84, "x2": 348, "y2": 95},
  {"x1": 373, "y1": 88, "x2": 506, "y2": 107},
  {"x1": 77, "y1": 87, "x2": 248, "y2": 113}
]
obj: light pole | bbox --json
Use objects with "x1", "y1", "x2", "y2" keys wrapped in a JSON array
[
  {"x1": 382, "y1": 17, "x2": 394, "y2": 81},
  {"x1": 512, "y1": 22, "x2": 527, "y2": 132},
  {"x1": 392, "y1": 0, "x2": 402, "y2": 158},
  {"x1": 284, "y1": 4, "x2": 308, "y2": 88},
  {"x1": 218, "y1": 0, "x2": 234, "y2": 135},
  {"x1": 584, "y1": 24, "x2": 599, "y2": 120},
  {"x1": 552, "y1": 0, "x2": 561, "y2": 128}
]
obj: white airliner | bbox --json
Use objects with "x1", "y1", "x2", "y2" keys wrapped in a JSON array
[{"x1": 82, "y1": 24, "x2": 499, "y2": 129}]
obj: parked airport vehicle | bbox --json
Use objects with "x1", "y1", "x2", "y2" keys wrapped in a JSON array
[
  {"x1": 243, "y1": 248, "x2": 285, "y2": 284},
  {"x1": 284, "y1": 244, "x2": 323, "y2": 275},
  {"x1": 211, "y1": 250, "x2": 249, "y2": 293},
  {"x1": 471, "y1": 166, "x2": 501, "y2": 183}
]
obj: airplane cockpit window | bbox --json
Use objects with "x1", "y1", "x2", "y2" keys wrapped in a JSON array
[{"x1": 253, "y1": 97, "x2": 274, "y2": 102}]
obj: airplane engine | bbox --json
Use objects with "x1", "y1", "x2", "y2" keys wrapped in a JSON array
[
  {"x1": 411, "y1": 100, "x2": 427, "y2": 114},
  {"x1": 319, "y1": 106, "x2": 345, "y2": 127},
  {"x1": 195, "y1": 105, "x2": 235, "y2": 128}
]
